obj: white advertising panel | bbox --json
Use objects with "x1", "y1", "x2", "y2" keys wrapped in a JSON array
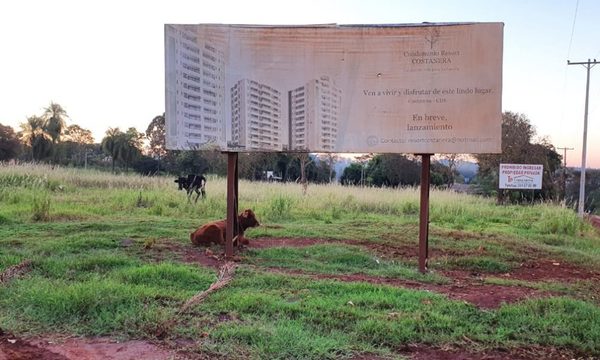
[
  {"x1": 499, "y1": 164, "x2": 543, "y2": 189},
  {"x1": 165, "y1": 23, "x2": 503, "y2": 153}
]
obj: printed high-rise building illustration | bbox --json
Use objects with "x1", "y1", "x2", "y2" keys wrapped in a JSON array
[
  {"x1": 230, "y1": 79, "x2": 283, "y2": 151},
  {"x1": 165, "y1": 25, "x2": 226, "y2": 149},
  {"x1": 289, "y1": 76, "x2": 341, "y2": 151}
]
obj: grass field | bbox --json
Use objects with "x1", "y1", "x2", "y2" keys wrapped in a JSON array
[{"x1": 1, "y1": 163, "x2": 599, "y2": 359}]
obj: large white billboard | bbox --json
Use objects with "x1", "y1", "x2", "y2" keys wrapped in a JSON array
[
  {"x1": 165, "y1": 23, "x2": 503, "y2": 153},
  {"x1": 499, "y1": 164, "x2": 543, "y2": 189}
]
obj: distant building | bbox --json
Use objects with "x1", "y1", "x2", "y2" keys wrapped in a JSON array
[
  {"x1": 230, "y1": 79, "x2": 283, "y2": 151},
  {"x1": 289, "y1": 75, "x2": 341, "y2": 151},
  {"x1": 165, "y1": 25, "x2": 226, "y2": 149}
]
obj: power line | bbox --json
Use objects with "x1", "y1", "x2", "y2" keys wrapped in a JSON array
[
  {"x1": 560, "y1": 0, "x2": 581, "y2": 128},
  {"x1": 567, "y1": 0, "x2": 579, "y2": 59}
]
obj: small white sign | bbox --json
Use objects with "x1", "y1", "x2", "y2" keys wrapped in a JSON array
[{"x1": 499, "y1": 164, "x2": 543, "y2": 189}]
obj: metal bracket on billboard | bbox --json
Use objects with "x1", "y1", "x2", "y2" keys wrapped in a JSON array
[
  {"x1": 417, "y1": 154, "x2": 432, "y2": 273},
  {"x1": 225, "y1": 152, "x2": 239, "y2": 259}
]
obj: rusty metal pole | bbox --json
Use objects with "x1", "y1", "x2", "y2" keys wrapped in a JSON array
[
  {"x1": 225, "y1": 152, "x2": 239, "y2": 259},
  {"x1": 418, "y1": 154, "x2": 432, "y2": 273}
]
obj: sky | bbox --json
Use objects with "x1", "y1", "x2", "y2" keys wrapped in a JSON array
[{"x1": 1, "y1": 0, "x2": 599, "y2": 168}]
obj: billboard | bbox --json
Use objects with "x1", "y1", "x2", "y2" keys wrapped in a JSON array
[
  {"x1": 499, "y1": 164, "x2": 543, "y2": 189},
  {"x1": 165, "y1": 23, "x2": 503, "y2": 153}
]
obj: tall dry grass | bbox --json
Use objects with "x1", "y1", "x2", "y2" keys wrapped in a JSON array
[{"x1": 0, "y1": 163, "x2": 592, "y2": 236}]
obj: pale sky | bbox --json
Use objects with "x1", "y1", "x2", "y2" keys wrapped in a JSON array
[{"x1": 1, "y1": 0, "x2": 599, "y2": 168}]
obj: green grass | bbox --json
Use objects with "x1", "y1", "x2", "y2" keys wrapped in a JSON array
[
  {"x1": 246, "y1": 244, "x2": 448, "y2": 284},
  {"x1": 193, "y1": 270, "x2": 600, "y2": 358},
  {"x1": 1, "y1": 164, "x2": 600, "y2": 358}
]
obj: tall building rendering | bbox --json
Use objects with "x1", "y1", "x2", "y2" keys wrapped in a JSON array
[
  {"x1": 165, "y1": 25, "x2": 226, "y2": 149},
  {"x1": 289, "y1": 76, "x2": 341, "y2": 151},
  {"x1": 230, "y1": 79, "x2": 283, "y2": 151}
]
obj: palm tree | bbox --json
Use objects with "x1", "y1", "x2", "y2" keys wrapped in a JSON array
[
  {"x1": 19, "y1": 116, "x2": 52, "y2": 161},
  {"x1": 42, "y1": 102, "x2": 69, "y2": 164},
  {"x1": 43, "y1": 102, "x2": 68, "y2": 143},
  {"x1": 101, "y1": 127, "x2": 123, "y2": 173},
  {"x1": 116, "y1": 128, "x2": 143, "y2": 172}
]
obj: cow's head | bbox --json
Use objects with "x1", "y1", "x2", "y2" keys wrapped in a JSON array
[
  {"x1": 174, "y1": 177, "x2": 187, "y2": 191},
  {"x1": 239, "y1": 209, "x2": 260, "y2": 230}
]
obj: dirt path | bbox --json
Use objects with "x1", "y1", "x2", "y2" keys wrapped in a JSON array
[
  {"x1": 1, "y1": 330, "x2": 580, "y2": 360},
  {"x1": 0, "y1": 331, "x2": 180, "y2": 360},
  {"x1": 396, "y1": 344, "x2": 580, "y2": 360}
]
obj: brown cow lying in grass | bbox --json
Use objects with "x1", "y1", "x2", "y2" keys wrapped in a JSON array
[{"x1": 190, "y1": 209, "x2": 260, "y2": 247}]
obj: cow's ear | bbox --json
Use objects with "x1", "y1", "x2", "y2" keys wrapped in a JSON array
[{"x1": 241, "y1": 209, "x2": 250, "y2": 218}]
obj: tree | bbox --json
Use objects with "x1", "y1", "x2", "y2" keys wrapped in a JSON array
[
  {"x1": 16, "y1": 102, "x2": 71, "y2": 164},
  {"x1": 43, "y1": 102, "x2": 69, "y2": 163},
  {"x1": 64, "y1": 124, "x2": 94, "y2": 166},
  {"x1": 474, "y1": 112, "x2": 561, "y2": 203},
  {"x1": 340, "y1": 162, "x2": 363, "y2": 185},
  {"x1": 199, "y1": 150, "x2": 228, "y2": 176},
  {"x1": 19, "y1": 116, "x2": 52, "y2": 161},
  {"x1": 0, "y1": 123, "x2": 21, "y2": 161},
  {"x1": 296, "y1": 153, "x2": 313, "y2": 195},
  {"x1": 430, "y1": 161, "x2": 454, "y2": 187},
  {"x1": 43, "y1": 102, "x2": 68, "y2": 143},
  {"x1": 367, "y1": 154, "x2": 420, "y2": 187},
  {"x1": 238, "y1": 153, "x2": 285, "y2": 180},
  {"x1": 175, "y1": 150, "x2": 209, "y2": 175},
  {"x1": 437, "y1": 153, "x2": 465, "y2": 185},
  {"x1": 145, "y1": 113, "x2": 166, "y2": 173},
  {"x1": 318, "y1": 153, "x2": 340, "y2": 183},
  {"x1": 64, "y1": 124, "x2": 94, "y2": 145},
  {"x1": 356, "y1": 153, "x2": 374, "y2": 186},
  {"x1": 118, "y1": 128, "x2": 144, "y2": 172},
  {"x1": 101, "y1": 127, "x2": 123, "y2": 173},
  {"x1": 101, "y1": 127, "x2": 144, "y2": 172}
]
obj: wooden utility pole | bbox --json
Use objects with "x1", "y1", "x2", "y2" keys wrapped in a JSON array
[
  {"x1": 418, "y1": 154, "x2": 432, "y2": 273},
  {"x1": 557, "y1": 146, "x2": 574, "y2": 168},
  {"x1": 567, "y1": 59, "x2": 598, "y2": 217},
  {"x1": 225, "y1": 152, "x2": 239, "y2": 259}
]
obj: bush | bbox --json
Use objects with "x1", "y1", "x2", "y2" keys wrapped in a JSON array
[{"x1": 31, "y1": 193, "x2": 51, "y2": 221}]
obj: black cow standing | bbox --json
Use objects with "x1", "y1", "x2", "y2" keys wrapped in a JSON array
[{"x1": 175, "y1": 174, "x2": 207, "y2": 203}]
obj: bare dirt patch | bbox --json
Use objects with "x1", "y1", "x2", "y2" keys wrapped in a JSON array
[
  {"x1": 509, "y1": 259, "x2": 600, "y2": 282},
  {"x1": 0, "y1": 330, "x2": 66, "y2": 360},
  {"x1": 248, "y1": 237, "x2": 326, "y2": 249},
  {"x1": 0, "y1": 260, "x2": 32, "y2": 284},
  {"x1": 266, "y1": 267, "x2": 545, "y2": 309},
  {"x1": 1, "y1": 331, "x2": 179, "y2": 360},
  {"x1": 33, "y1": 338, "x2": 178, "y2": 360},
  {"x1": 350, "y1": 239, "x2": 473, "y2": 259},
  {"x1": 140, "y1": 238, "x2": 224, "y2": 269},
  {"x1": 398, "y1": 344, "x2": 579, "y2": 360},
  {"x1": 249, "y1": 236, "x2": 469, "y2": 258}
]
